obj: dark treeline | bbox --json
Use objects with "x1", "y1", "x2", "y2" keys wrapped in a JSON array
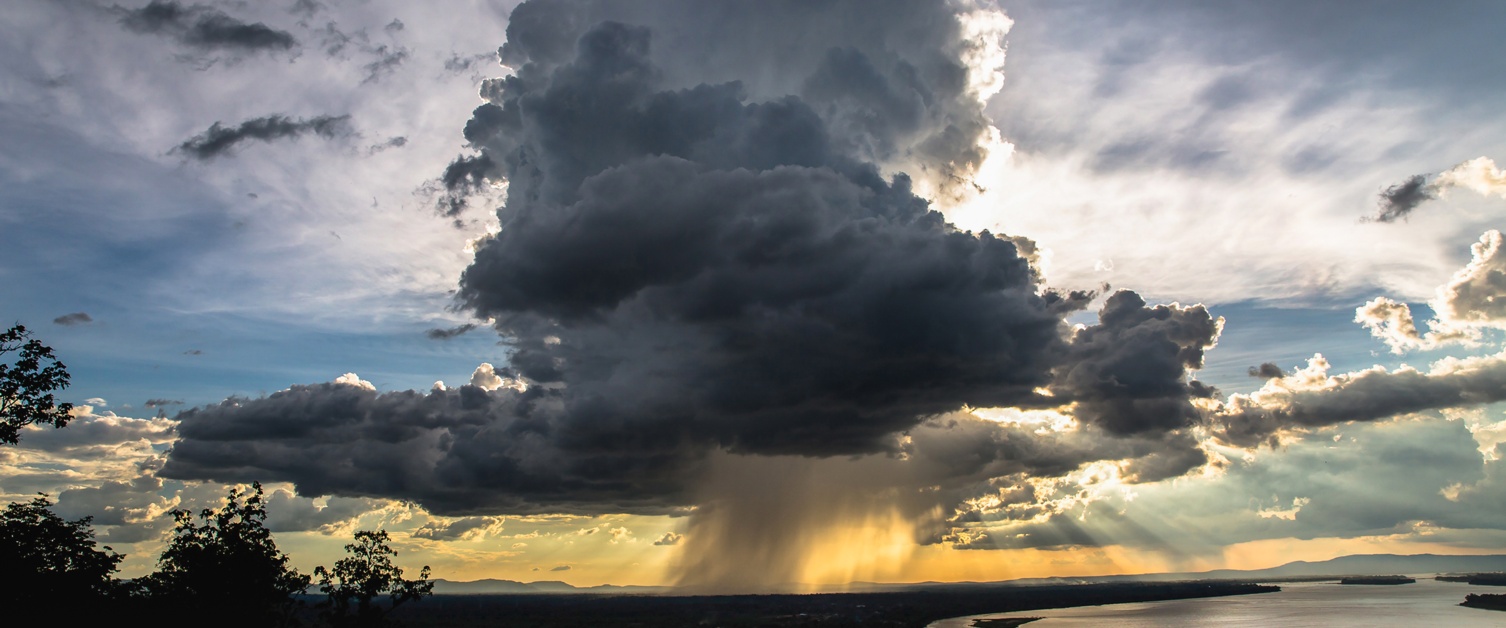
[
  {"x1": 1438, "y1": 573, "x2": 1506, "y2": 586},
  {"x1": 0, "y1": 483, "x2": 432, "y2": 627},
  {"x1": 1462, "y1": 593, "x2": 1506, "y2": 611}
]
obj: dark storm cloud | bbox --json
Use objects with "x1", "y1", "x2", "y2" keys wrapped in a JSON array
[
  {"x1": 462, "y1": 0, "x2": 1010, "y2": 204},
  {"x1": 118, "y1": 1, "x2": 297, "y2": 53},
  {"x1": 1053, "y1": 291, "x2": 1221, "y2": 437},
  {"x1": 424, "y1": 323, "x2": 476, "y2": 340},
  {"x1": 164, "y1": 7, "x2": 1223, "y2": 519},
  {"x1": 1369, "y1": 174, "x2": 1436, "y2": 223},
  {"x1": 435, "y1": 153, "x2": 496, "y2": 217},
  {"x1": 161, "y1": 380, "x2": 705, "y2": 515},
  {"x1": 175, "y1": 114, "x2": 352, "y2": 160},
  {"x1": 52, "y1": 312, "x2": 92, "y2": 326},
  {"x1": 1248, "y1": 362, "x2": 1287, "y2": 379}
]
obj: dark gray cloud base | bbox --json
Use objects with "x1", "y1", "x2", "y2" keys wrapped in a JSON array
[
  {"x1": 425, "y1": 323, "x2": 477, "y2": 340},
  {"x1": 52, "y1": 312, "x2": 93, "y2": 326},
  {"x1": 118, "y1": 1, "x2": 297, "y2": 54},
  {"x1": 175, "y1": 114, "x2": 352, "y2": 160},
  {"x1": 164, "y1": 2, "x2": 1220, "y2": 522},
  {"x1": 1370, "y1": 174, "x2": 1436, "y2": 223},
  {"x1": 1219, "y1": 357, "x2": 1506, "y2": 447}
]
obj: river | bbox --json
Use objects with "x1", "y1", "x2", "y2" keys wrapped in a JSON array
[{"x1": 927, "y1": 578, "x2": 1504, "y2": 627}]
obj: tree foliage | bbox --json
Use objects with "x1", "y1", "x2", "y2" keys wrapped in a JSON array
[
  {"x1": 0, "y1": 494, "x2": 122, "y2": 609},
  {"x1": 316, "y1": 530, "x2": 434, "y2": 627},
  {"x1": 142, "y1": 483, "x2": 309, "y2": 626},
  {"x1": 0, "y1": 324, "x2": 73, "y2": 445}
]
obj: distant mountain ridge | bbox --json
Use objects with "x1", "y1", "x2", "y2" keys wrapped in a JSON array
[
  {"x1": 431, "y1": 553, "x2": 1506, "y2": 595},
  {"x1": 1180, "y1": 553, "x2": 1506, "y2": 581}
]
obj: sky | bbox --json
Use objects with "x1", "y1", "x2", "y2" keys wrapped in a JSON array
[{"x1": 5, "y1": 0, "x2": 1506, "y2": 592}]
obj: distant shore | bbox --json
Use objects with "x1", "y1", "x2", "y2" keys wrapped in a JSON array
[
  {"x1": 971, "y1": 618, "x2": 1041, "y2": 627},
  {"x1": 391, "y1": 581, "x2": 1278, "y2": 627},
  {"x1": 1339, "y1": 575, "x2": 1415, "y2": 585}
]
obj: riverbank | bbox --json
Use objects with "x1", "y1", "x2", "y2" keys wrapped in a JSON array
[{"x1": 386, "y1": 581, "x2": 1277, "y2": 627}]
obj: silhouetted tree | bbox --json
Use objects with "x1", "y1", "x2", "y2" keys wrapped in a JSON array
[
  {"x1": 0, "y1": 494, "x2": 122, "y2": 615},
  {"x1": 0, "y1": 324, "x2": 73, "y2": 445},
  {"x1": 316, "y1": 530, "x2": 433, "y2": 627},
  {"x1": 142, "y1": 483, "x2": 309, "y2": 626}
]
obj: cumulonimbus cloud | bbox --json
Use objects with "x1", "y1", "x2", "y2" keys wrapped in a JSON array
[{"x1": 162, "y1": 0, "x2": 1233, "y2": 588}]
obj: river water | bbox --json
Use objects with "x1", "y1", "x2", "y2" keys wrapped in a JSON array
[{"x1": 927, "y1": 579, "x2": 1505, "y2": 627}]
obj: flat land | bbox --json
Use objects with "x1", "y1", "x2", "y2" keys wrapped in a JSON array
[{"x1": 384, "y1": 581, "x2": 1278, "y2": 627}]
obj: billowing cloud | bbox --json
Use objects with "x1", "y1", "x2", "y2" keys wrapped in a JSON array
[
  {"x1": 652, "y1": 531, "x2": 682, "y2": 546},
  {"x1": 1434, "y1": 229, "x2": 1506, "y2": 327},
  {"x1": 1435, "y1": 157, "x2": 1506, "y2": 201},
  {"x1": 175, "y1": 114, "x2": 352, "y2": 160},
  {"x1": 261, "y1": 489, "x2": 387, "y2": 534},
  {"x1": 18, "y1": 409, "x2": 176, "y2": 454},
  {"x1": 161, "y1": 0, "x2": 1231, "y2": 589},
  {"x1": 52, "y1": 312, "x2": 92, "y2": 326},
  {"x1": 1355, "y1": 230, "x2": 1506, "y2": 353},
  {"x1": 118, "y1": 1, "x2": 297, "y2": 54},
  {"x1": 1216, "y1": 353, "x2": 1506, "y2": 448}
]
